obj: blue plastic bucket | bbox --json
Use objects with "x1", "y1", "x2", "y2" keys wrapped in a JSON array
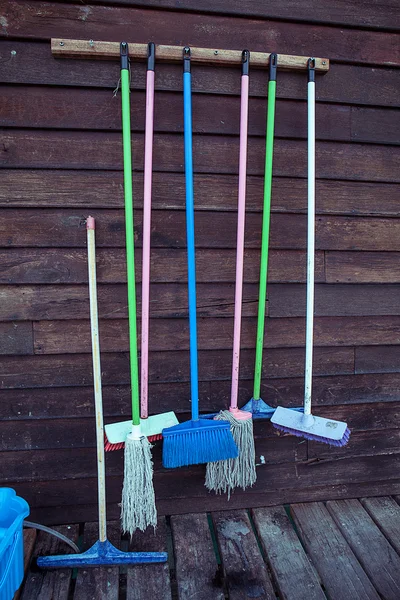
[{"x1": 0, "y1": 488, "x2": 30, "y2": 600}]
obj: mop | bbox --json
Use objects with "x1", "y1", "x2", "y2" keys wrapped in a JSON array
[
  {"x1": 271, "y1": 59, "x2": 350, "y2": 446},
  {"x1": 37, "y1": 217, "x2": 166, "y2": 567},
  {"x1": 104, "y1": 42, "x2": 178, "y2": 452},
  {"x1": 241, "y1": 53, "x2": 302, "y2": 420},
  {"x1": 205, "y1": 50, "x2": 256, "y2": 497},
  {"x1": 117, "y1": 41, "x2": 157, "y2": 534},
  {"x1": 161, "y1": 47, "x2": 239, "y2": 469}
]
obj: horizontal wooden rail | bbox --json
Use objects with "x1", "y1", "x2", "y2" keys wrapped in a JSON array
[{"x1": 51, "y1": 39, "x2": 329, "y2": 72}]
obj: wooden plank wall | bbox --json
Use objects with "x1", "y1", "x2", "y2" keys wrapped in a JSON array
[{"x1": 0, "y1": 0, "x2": 400, "y2": 524}]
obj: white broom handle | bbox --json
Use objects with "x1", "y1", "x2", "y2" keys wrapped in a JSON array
[
  {"x1": 87, "y1": 217, "x2": 107, "y2": 542},
  {"x1": 304, "y1": 64, "x2": 315, "y2": 417}
]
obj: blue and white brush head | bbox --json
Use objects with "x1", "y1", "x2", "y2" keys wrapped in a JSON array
[
  {"x1": 162, "y1": 419, "x2": 239, "y2": 468},
  {"x1": 271, "y1": 406, "x2": 350, "y2": 447}
]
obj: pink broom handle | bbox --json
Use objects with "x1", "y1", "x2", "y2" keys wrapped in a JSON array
[
  {"x1": 230, "y1": 50, "x2": 250, "y2": 411},
  {"x1": 141, "y1": 43, "x2": 155, "y2": 420}
]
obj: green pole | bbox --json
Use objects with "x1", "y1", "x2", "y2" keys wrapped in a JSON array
[
  {"x1": 120, "y1": 44, "x2": 140, "y2": 426},
  {"x1": 253, "y1": 55, "x2": 277, "y2": 401}
]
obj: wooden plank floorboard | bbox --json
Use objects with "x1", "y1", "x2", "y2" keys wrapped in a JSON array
[
  {"x1": 361, "y1": 496, "x2": 400, "y2": 555},
  {"x1": 20, "y1": 525, "x2": 79, "y2": 600},
  {"x1": 73, "y1": 521, "x2": 120, "y2": 600},
  {"x1": 291, "y1": 503, "x2": 379, "y2": 600},
  {"x1": 252, "y1": 506, "x2": 326, "y2": 600},
  {"x1": 14, "y1": 529, "x2": 37, "y2": 600},
  {"x1": 212, "y1": 509, "x2": 275, "y2": 600},
  {"x1": 171, "y1": 513, "x2": 224, "y2": 600},
  {"x1": 327, "y1": 499, "x2": 400, "y2": 600},
  {"x1": 127, "y1": 517, "x2": 172, "y2": 600},
  {"x1": 16, "y1": 498, "x2": 400, "y2": 599},
  {"x1": 22, "y1": 529, "x2": 37, "y2": 567}
]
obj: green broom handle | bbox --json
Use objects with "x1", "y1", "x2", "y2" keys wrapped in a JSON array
[
  {"x1": 253, "y1": 54, "x2": 277, "y2": 401},
  {"x1": 120, "y1": 42, "x2": 140, "y2": 427}
]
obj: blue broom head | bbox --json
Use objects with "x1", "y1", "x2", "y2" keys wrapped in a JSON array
[
  {"x1": 241, "y1": 398, "x2": 304, "y2": 420},
  {"x1": 162, "y1": 418, "x2": 239, "y2": 468},
  {"x1": 241, "y1": 398, "x2": 275, "y2": 418},
  {"x1": 271, "y1": 406, "x2": 350, "y2": 447},
  {"x1": 37, "y1": 540, "x2": 167, "y2": 568}
]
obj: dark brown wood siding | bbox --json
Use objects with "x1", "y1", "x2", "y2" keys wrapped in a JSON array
[{"x1": 1, "y1": 0, "x2": 399, "y2": 524}]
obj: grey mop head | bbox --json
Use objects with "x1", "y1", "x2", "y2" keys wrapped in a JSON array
[
  {"x1": 205, "y1": 410, "x2": 256, "y2": 499},
  {"x1": 121, "y1": 435, "x2": 157, "y2": 535}
]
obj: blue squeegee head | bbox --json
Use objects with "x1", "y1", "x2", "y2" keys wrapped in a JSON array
[
  {"x1": 162, "y1": 419, "x2": 239, "y2": 468},
  {"x1": 37, "y1": 540, "x2": 167, "y2": 568}
]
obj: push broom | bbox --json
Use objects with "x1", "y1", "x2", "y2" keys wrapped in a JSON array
[
  {"x1": 205, "y1": 50, "x2": 256, "y2": 496},
  {"x1": 104, "y1": 42, "x2": 178, "y2": 452},
  {"x1": 118, "y1": 41, "x2": 158, "y2": 534},
  {"x1": 37, "y1": 217, "x2": 166, "y2": 567},
  {"x1": 161, "y1": 47, "x2": 239, "y2": 468},
  {"x1": 271, "y1": 59, "x2": 350, "y2": 446}
]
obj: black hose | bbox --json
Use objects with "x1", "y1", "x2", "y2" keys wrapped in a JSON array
[{"x1": 24, "y1": 520, "x2": 79, "y2": 553}]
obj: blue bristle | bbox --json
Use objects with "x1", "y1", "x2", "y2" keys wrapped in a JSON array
[
  {"x1": 272, "y1": 423, "x2": 351, "y2": 447},
  {"x1": 162, "y1": 420, "x2": 239, "y2": 468}
]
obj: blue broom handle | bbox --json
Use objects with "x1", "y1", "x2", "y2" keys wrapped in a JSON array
[
  {"x1": 305, "y1": 59, "x2": 316, "y2": 417},
  {"x1": 184, "y1": 49, "x2": 199, "y2": 421}
]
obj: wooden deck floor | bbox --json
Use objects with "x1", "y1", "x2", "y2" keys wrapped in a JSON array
[{"x1": 18, "y1": 496, "x2": 400, "y2": 600}]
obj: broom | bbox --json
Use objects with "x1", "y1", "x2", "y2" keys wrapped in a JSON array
[
  {"x1": 104, "y1": 42, "x2": 178, "y2": 452},
  {"x1": 240, "y1": 53, "x2": 302, "y2": 420},
  {"x1": 271, "y1": 59, "x2": 350, "y2": 446},
  {"x1": 118, "y1": 42, "x2": 157, "y2": 534},
  {"x1": 162, "y1": 46, "x2": 239, "y2": 468},
  {"x1": 205, "y1": 51, "x2": 256, "y2": 497}
]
